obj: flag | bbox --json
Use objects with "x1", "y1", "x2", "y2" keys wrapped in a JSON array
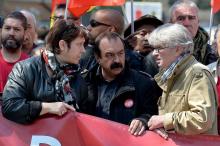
[
  {"x1": 67, "y1": 0, "x2": 125, "y2": 17},
  {"x1": 211, "y1": 0, "x2": 220, "y2": 13},
  {"x1": 68, "y1": 0, "x2": 91, "y2": 17},
  {"x1": 71, "y1": 0, "x2": 125, "y2": 7}
]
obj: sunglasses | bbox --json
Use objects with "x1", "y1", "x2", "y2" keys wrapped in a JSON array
[{"x1": 89, "y1": 19, "x2": 111, "y2": 27}]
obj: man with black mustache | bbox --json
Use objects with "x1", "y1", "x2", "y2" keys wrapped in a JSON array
[
  {"x1": 0, "y1": 11, "x2": 29, "y2": 95},
  {"x1": 82, "y1": 32, "x2": 160, "y2": 136}
]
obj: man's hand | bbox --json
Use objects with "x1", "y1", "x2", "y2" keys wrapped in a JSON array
[
  {"x1": 148, "y1": 115, "x2": 165, "y2": 130},
  {"x1": 128, "y1": 119, "x2": 146, "y2": 136},
  {"x1": 40, "y1": 102, "x2": 75, "y2": 116}
]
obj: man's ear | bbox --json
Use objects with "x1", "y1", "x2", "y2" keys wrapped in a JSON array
[
  {"x1": 59, "y1": 40, "x2": 67, "y2": 52},
  {"x1": 94, "y1": 54, "x2": 101, "y2": 64},
  {"x1": 109, "y1": 26, "x2": 117, "y2": 33},
  {"x1": 175, "y1": 46, "x2": 184, "y2": 56}
]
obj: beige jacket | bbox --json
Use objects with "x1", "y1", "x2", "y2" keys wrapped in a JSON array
[{"x1": 155, "y1": 55, "x2": 218, "y2": 135}]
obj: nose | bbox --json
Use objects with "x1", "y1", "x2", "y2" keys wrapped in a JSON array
[
  {"x1": 8, "y1": 28, "x2": 15, "y2": 35},
  {"x1": 144, "y1": 33, "x2": 150, "y2": 40},
  {"x1": 152, "y1": 49, "x2": 158, "y2": 57},
  {"x1": 87, "y1": 25, "x2": 92, "y2": 31},
  {"x1": 182, "y1": 17, "x2": 191, "y2": 26},
  {"x1": 113, "y1": 54, "x2": 120, "y2": 63}
]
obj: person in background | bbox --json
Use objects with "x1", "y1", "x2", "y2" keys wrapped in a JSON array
[
  {"x1": 124, "y1": 14, "x2": 163, "y2": 77},
  {"x1": 0, "y1": 11, "x2": 29, "y2": 95},
  {"x1": 31, "y1": 25, "x2": 49, "y2": 56},
  {"x1": 147, "y1": 23, "x2": 218, "y2": 135},
  {"x1": 208, "y1": 25, "x2": 220, "y2": 134},
  {"x1": 80, "y1": 9, "x2": 125, "y2": 71},
  {"x1": 170, "y1": 0, "x2": 217, "y2": 65},
  {"x1": 2, "y1": 20, "x2": 88, "y2": 124},
  {"x1": 82, "y1": 32, "x2": 160, "y2": 136},
  {"x1": 50, "y1": 3, "x2": 81, "y2": 26},
  {"x1": 20, "y1": 10, "x2": 38, "y2": 55}
]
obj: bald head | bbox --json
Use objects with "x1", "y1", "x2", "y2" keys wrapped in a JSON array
[
  {"x1": 20, "y1": 10, "x2": 38, "y2": 54},
  {"x1": 93, "y1": 9, "x2": 124, "y2": 35},
  {"x1": 20, "y1": 10, "x2": 37, "y2": 30}
]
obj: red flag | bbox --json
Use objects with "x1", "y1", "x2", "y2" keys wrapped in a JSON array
[
  {"x1": 68, "y1": 0, "x2": 90, "y2": 17},
  {"x1": 67, "y1": 0, "x2": 125, "y2": 17},
  {"x1": 70, "y1": 0, "x2": 125, "y2": 7},
  {"x1": 211, "y1": 0, "x2": 220, "y2": 13}
]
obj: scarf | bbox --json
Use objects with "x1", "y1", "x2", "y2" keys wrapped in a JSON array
[
  {"x1": 43, "y1": 50, "x2": 80, "y2": 109},
  {"x1": 161, "y1": 51, "x2": 191, "y2": 83},
  {"x1": 193, "y1": 27, "x2": 209, "y2": 64}
]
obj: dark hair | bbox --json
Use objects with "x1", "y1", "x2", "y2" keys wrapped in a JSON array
[
  {"x1": 46, "y1": 19, "x2": 87, "y2": 54},
  {"x1": 4, "y1": 11, "x2": 27, "y2": 30},
  {"x1": 56, "y1": 3, "x2": 66, "y2": 10},
  {"x1": 0, "y1": 16, "x2": 3, "y2": 28},
  {"x1": 94, "y1": 32, "x2": 125, "y2": 57}
]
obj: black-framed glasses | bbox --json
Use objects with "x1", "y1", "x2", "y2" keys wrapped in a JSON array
[
  {"x1": 50, "y1": 16, "x2": 79, "y2": 21},
  {"x1": 89, "y1": 19, "x2": 111, "y2": 27}
]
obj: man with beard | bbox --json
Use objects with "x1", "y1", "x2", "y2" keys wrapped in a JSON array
[
  {"x1": 0, "y1": 11, "x2": 29, "y2": 95},
  {"x1": 82, "y1": 32, "x2": 160, "y2": 136}
]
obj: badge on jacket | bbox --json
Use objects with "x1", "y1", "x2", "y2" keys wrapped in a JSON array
[{"x1": 124, "y1": 99, "x2": 134, "y2": 108}]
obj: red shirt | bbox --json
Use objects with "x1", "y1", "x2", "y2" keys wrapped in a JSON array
[
  {"x1": 0, "y1": 51, "x2": 29, "y2": 93},
  {"x1": 216, "y1": 77, "x2": 220, "y2": 134}
]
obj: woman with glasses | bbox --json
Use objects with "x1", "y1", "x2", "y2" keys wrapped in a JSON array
[
  {"x1": 2, "y1": 20, "x2": 88, "y2": 124},
  {"x1": 147, "y1": 23, "x2": 218, "y2": 135}
]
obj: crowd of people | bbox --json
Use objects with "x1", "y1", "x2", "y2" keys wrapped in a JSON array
[{"x1": 0, "y1": 0, "x2": 220, "y2": 137}]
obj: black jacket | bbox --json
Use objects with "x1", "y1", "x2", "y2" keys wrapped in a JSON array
[
  {"x1": 82, "y1": 64, "x2": 161, "y2": 127},
  {"x1": 2, "y1": 56, "x2": 88, "y2": 124},
  {"x1": 126, "y1": 49, "x2": 159, "y2": 77}
]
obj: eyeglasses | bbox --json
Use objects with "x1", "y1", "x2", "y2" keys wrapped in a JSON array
[
  {"x1": 89, "y1": 19, "x2": 111, "y2": 28},
  {"x1": 153, "y1": 46, "x2": 169, "y2": 53},
  {"x1": 50, "y1": 16, "x2": 79, "y2": 21}
]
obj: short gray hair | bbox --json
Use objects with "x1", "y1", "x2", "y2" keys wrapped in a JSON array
[
  {"x1": 148, "y1": 23, "x2": 194, "y2": 53},
  {"x1": 20, "y1": 10, "x2": 37, "y2": 30},
  {"x1": 169, "y1": 0, "x2": 199, "y2": 21}
]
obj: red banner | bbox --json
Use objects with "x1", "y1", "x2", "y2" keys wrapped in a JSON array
[{"x1": 0, "y1": 111, "x2": 220, "y2": 146}]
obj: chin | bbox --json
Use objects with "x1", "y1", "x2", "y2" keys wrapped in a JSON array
[{"x1": 112, "y1": 68, "x2": 123, "y2": 75}]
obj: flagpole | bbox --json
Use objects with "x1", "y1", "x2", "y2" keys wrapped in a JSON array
[
  {"x1": 208, "y1": 7, "x2": 214, "y2": 44},
  {"x1": 121, "y1": 5, "x2": 129, "y2": 26},
  {"x1": 131, "y1": 0, "x2": 134, "y2": 34},
  {"x1": 64, "y1": 0, "x2": 70, "y2": 20}
]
